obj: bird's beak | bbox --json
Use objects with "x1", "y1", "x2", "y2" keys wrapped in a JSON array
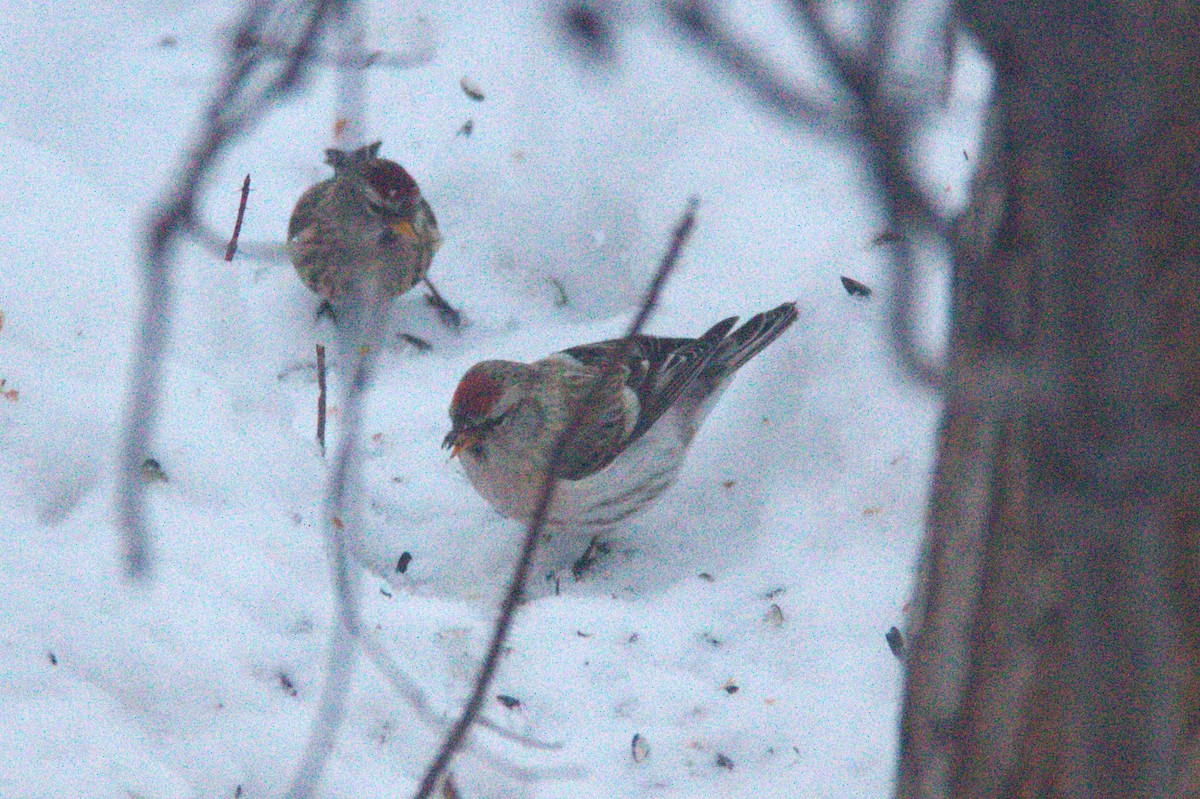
[
  {"x1": 442, "y1": 428, "x2": 481, "y2": 460},
  {"x1": 389, "y1": 219, "x2": 418, "y2": 243}
]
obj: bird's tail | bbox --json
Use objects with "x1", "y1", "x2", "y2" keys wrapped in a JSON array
[{"x1": 699, "y1": 301, "x2": 799, "y2": 389}]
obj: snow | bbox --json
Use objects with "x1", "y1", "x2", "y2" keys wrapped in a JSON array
[{"x1": 0, "y1": 1, "x2": 990, "y2": 797}]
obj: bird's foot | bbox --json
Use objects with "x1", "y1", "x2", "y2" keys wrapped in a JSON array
[{"x1": 422, "y1": 277, "x2": 463, "y2": 329}]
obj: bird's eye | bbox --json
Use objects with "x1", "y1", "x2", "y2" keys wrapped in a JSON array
[{"x1": 469, "y1": 441, "x2": 486, "y2": 461}]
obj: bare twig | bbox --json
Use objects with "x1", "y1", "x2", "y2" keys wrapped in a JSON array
[
  {"x1": 412, "y1": 197, "x2": 700, "y2": 799},
  {"x1": 789, "y1": 0, "x2": 944, "y2": 390},
  {"x1": 316, "y1": 343, "x2": 327, "y2": 456},
  {"x1": 116, "y1": 0, "x2": 342, "y2": 581},
  {"x1": 224, "y1": 174, "x2": 252, "y2": 261},
  {"x1": 626, "y1": 197, "x2": 697, "y2": 334},
  {"x1": 666, "y1": 0, "x2": 946, "y2": 391},
  {"x1": 664, "y1": 1, "x2": 844, "y2": 135}
]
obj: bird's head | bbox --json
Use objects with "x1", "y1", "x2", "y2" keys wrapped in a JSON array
[
  {"x1": 443, "y1": 361, "x2": 530, "y2": 461},
  {"x1": 326, "y1": 140, "x2": 421, "y2": 217}
]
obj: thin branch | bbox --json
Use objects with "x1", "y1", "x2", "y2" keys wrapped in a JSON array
[
  {"x1": 224, "y1": 174, "x2": 252, "y2": 261},
  {"x1": 627, "y1": 197, "x2": 698, "y2": 334},
  {"x1": 116, "y1": 0, "x2": 341, "y2": 581},
  {"x1": 316, "y1": 343, "x2": 327, "y2": 456},
  {"x1": 666, "y1": 0, "x2": 947, "y2": 391},
  {"x1": 664, "y1": 1, "x2": 845, "y2": 135},
  {"x1": 411, "y1": 197, "x2": 700, "y2": 799},
  {"x1": 863, "y1": 0, "x2": 896, "y2": 71},
  {"x1": 791, "y1": 0, "x2": 944, "y2": 390},
  {"x1": 187, "y1": 217, "x2": 292, "y2": 262}
]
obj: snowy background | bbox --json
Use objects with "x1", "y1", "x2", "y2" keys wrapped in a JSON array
[{"x1": 0, "y1": 0, "x2": 989, "y2": 796}]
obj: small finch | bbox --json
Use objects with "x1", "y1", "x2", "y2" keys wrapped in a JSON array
[
  {"x1": 443, "y1": 302, "x2": 799, "y2": 539},
  {"x1": 286, "y1": 141, "x2": 441, "y2": 304}
]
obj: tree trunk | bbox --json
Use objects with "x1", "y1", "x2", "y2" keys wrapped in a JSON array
[{"x1": 895, "y1": 2, "x2": 1200, "y2": 797}]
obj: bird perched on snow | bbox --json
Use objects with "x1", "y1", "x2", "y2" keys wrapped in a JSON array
[
  {"x1": 286, "y1": 141, "x2": 441, "y2": 305},
  {"x1": 443, "y1": 302, "x2": 799, "y2": 541}
]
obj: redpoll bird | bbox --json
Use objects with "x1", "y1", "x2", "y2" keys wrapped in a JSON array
[
  {"x1": 443, "y1": 303, "x2": 799, "y2": 537},
  {"x1": 286, "y1": 141, "x2": 441, "y2": 304}
]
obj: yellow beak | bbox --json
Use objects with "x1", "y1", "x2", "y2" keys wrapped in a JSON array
[
  {"x1": 445, "y1": 429, "x2": 482, "y2": 460},
  {"x1": 389, "y1": 220, "x2": 418, "y2": 242}
]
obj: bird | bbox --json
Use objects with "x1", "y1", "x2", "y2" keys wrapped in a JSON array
[
  {"x1": 443, "y1": 302, "x2": 799, "y2": 552},
  {"x1": 286, "y1": 141, "x2": 442, "y2": 306}
]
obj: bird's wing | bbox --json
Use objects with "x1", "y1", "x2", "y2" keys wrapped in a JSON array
[
  {"x1": 550, "y1": 360, "x2": 632, "y2": 481},
  {"x1": 696, "y1": 302, "x2": 799, "y2": 392},
  {"x1": 555, "y1": 316, "x2": 738, "y2": 479}
]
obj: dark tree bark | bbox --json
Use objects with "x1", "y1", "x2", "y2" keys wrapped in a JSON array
[{"x1": 897, "y1": 2, "x2": 1200, "y2": 798}]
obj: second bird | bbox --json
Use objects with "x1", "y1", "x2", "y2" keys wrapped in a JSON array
[
  {"x1": 443, "y1": 302, "x2": 799, "y2": 550},
  {"x1": 287, "y1": 141, "x2": 441, "y2": 305}
]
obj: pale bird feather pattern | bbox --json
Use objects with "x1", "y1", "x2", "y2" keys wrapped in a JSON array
[{"x1": 445, "y1": 302, "x2": 799, "y2": 539}]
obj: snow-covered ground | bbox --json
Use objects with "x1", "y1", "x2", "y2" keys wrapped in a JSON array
[{"x1": 0, "y1": 1, "x2": 989, "y2": 797}]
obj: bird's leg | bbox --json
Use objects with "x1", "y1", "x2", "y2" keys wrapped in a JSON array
[
  {"x1": 571, "y1": 536, "x2": 611, "y2": 581},
  {"x1": 315, "y1": 299, "x2": 338, "y2": 323},
  {"x1": 422, "y1": 276, "x2": 463, "y2": 329}
]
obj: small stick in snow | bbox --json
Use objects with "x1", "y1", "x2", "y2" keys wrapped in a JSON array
[
  {"x1": 224, "y1": 174, "x2": 251, "y2": 261},
  {"x1": 399, "y1": 333, "x2": 433, "y2": 352},
  {"x1": 316, "y1": 343, "x2": 327, "y2": 456}
]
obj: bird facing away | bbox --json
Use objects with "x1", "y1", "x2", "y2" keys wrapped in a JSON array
[
  {"x1": 286, "y1": 141, "x2": 441, "y2": 305},
  {"x1": 443, "y1": 302, "x2": 799, "y2": 538}
]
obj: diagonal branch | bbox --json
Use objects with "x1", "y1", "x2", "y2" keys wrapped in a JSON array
[
  {"x1": 411, "y1": 197, "x2": 700, "y2": 799},
  {"x1": 665, "y1": 1, "x2": 845, "y2": 134}
]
